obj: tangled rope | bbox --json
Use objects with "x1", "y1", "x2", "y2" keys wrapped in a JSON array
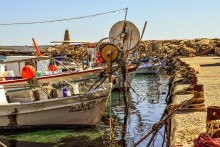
[
  {"x1": 194, "y1": 133, "x2": 220, "y2": 147},
  {"x1": 0, "y1": 142, "x2": 7, "y2": 147},
  {"x1": 133, "y1": 96, "x2": 198, "y2": 147}
]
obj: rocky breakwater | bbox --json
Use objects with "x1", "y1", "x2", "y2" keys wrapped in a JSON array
[
  {"x1": 1, "y1": 38, "x2": 220, "y2": 58},
  {"x1": 138, "y1": 38, "x2": 220, "y2": 58},
  {"x1": 38, "y1": 44, "x2": 89, "y2": 62}
]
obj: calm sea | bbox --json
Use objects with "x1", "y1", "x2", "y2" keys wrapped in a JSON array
[{"x1": 0, "y1": 70, "x2": 169, "y2": 147}]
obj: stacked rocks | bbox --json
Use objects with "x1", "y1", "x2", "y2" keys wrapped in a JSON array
[{"x1": 138, "y1": 38, "x2": 220, "y2": 57}]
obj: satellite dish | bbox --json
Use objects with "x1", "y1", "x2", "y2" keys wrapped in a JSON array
[{"x1": 109, "y1": 20, "x2": 140, "y2": 51}]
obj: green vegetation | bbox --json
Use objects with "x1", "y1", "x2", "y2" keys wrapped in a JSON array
[{"x1": 0, "y1": 129, "x2": 101, "y2": 143}]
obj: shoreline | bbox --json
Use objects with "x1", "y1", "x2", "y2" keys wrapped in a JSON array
[{"x1": 168, "y1": 56, "x2": 220, "y2": 146}]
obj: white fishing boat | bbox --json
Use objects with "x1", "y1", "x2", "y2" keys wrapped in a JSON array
[
  {"x1": 136, "y1": 58, "x2": 161, "y2": 74},
  {"x1": 0, "y1": 84, "x2": 110, "y2": 129},
  {"x1": 0, "y1": 56, "x2": 104, "y2": 98},
  {"x1": 0, "y1": 56, "x2": 111, "y2": 129}
]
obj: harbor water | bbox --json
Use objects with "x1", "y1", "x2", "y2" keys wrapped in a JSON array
[{"x1": 0, "y1": 70, "x2": 169, "y2": 147}]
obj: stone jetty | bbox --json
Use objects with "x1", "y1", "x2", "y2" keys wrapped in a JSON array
[{"x1": 167, "y1": 56, "x2": 220, "y2": 146}]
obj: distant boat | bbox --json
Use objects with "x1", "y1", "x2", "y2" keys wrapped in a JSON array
[
  {"x1": 160, "y1": 58, "x2": 167, "y2": 68},
  {"x1": 114, "y1": 64, "x2": 137, "y2": 89},
  {"x1": 136, "y1": 57, "x2": 161, "y2": 74}
]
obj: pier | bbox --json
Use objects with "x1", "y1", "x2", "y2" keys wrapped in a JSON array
[{"x1": 169, "y1": 56, "x2": 220, "y2": 146}]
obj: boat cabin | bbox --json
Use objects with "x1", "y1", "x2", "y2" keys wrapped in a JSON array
[{"x1": 0, "y1": 56, "x2": 82, "y2": 80}]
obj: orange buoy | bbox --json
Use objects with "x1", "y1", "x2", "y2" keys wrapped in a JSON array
[
  {"x1": 97, "y1": 51, "x2": 104, "y2": 63},
  {"x1": 21, "y1": 65, "x2": 36, "y2": 79},
  {"x1": 49, "y1": 64, "x2": 57, "y2": 71}
]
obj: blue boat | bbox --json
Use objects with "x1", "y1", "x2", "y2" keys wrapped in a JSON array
[{"x1": 136, "y1": 57, "x2": 161, "y2": 74}]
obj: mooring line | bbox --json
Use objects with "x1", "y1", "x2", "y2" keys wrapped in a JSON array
[
  {"x1": 133, "y1": 96, "x2": 197, "y2": 147},
  {"x1": 0, "y1": 142, "x2": 7, "y2": 147}
]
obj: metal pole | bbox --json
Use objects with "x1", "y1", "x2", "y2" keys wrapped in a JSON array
[
  {"x1": 124, "y1": 7, "x2": 128, "y2": 22},
  {"x1": 140, "y1": 21, "x2": 147, "y2": 40}
]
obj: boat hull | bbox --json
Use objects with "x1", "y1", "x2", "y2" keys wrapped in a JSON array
[
  {"x1": 0, "y1": 88, "x2": 108, "y2": 129},
  {"x1": 115, "y1": 71, "x2": 136, "y2": 89},
  {"x1": 136, "y1": 65, "x2": 161, "y2": 74},
  {"x1": 113, "y1": 66, "x2": 137, "y2": 89}
]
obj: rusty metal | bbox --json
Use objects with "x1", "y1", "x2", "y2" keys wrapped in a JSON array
[
  {"x1": 207, "y1": 106, "x2": 220, "y2": 138},
  {"x1": 186, "y1": 84, "x2": 206, "y2": 110},
  {"x1": 8, "y1": 108, "x2": 18, "y2": 126}
]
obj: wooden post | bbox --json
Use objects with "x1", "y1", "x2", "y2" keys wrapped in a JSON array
[
  {"x1": 179, "y1": 61, "x2": 186, "y2": 66},
  {"x1": 207, "y1": 106, "x2": 220, "y2": 138},
  {"x1": 194, "y1": 84, "x2": 204, "y2": 92},
  {"x1": 189, "y1": 76, "x2": 198, "y2": 88},
  {"x1": 184, "y1": 84, "x2": 206, "y2": 111},
  {"x1": 28, "y1": 78, "x2": 40, "y2": 101},
  {"x1": 194, "y1": 84, "x2": 204, "y2": 97},
  {"x1": 28, "y1": 60, "x2": 40, "y2": 101},
  {"x1": 166, "y1": 104, "x2": 174, "y2": 147}
]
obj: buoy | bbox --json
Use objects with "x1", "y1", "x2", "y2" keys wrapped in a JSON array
[
  {"x1": 49, "y1": 64, "x2": 57, "y2": 71},
  {"x1": 21, "y1": 65, "x2": 36, "y2": 79},
  {"x1": 97, "y1": 51, "x2": 104, "y2": 63},
  {"x1": 89, "y1": 44, "x2": 95, "y2": 48}
]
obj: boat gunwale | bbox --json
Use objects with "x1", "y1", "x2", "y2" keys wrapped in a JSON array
[
  {"x1": 0, "y1": 67, "x2": 104, "y2": 85},
  {"x1": 0, "y1": 96, "x2": 108, "y2": 116}
]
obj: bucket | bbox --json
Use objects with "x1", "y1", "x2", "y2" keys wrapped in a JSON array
[
  {"x1": 57, "y1": 87, "x2": 72, "y2": 98},
  {"x1": 63, "y1": 87, "x2": 67, "y2": 97},
  {"x1": 62, "y1": 87, "x2": 72, "y2": 97}
]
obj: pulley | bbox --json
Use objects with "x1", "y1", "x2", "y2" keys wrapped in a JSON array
[
  {"x1": 100, "y1": 43, "x2": 119, "y2": 83},
  {"x1": 100, "y1": 43, "x2": 119, "y2": 62}
]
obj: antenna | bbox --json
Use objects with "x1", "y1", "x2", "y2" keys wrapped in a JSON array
[{"x1": 140, "y1": 21, "x2": 147, "y2": 40}]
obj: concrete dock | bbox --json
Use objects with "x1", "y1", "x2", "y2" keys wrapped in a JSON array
[{"x1": 170, "y1": 56, "x2": 220, "y2": 146}]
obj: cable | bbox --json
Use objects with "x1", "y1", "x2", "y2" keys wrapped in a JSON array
[
  {"x1": 0, "y1": 142, "x2": 7, "y2": 147},
  {"x1": 0, "y1": 8, "x2": 127, "y2": 26}
]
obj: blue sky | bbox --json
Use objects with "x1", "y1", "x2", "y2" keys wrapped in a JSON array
[{"x1": 0, "y1": 0, "x2": 219, "y2": 45}]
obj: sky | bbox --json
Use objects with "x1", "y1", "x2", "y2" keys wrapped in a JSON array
[{"x1": 0, "y1": 0, "x2": 219, "y2": 45}]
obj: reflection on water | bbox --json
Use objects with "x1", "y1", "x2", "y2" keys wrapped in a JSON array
[
  {"x1": 109, "y1": 70, "x2": 169, "y2": 147},
  {"x1": 0, "y1": 70, "x2": 169, "y2": 147}
]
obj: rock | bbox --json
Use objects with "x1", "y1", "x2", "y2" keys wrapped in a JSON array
[
  {"x1": 189, "y1": 53, "x2": 196, "y2": 57},
  {"x1": 215, "y1": 47, "x2": 220, "y2": 55}
]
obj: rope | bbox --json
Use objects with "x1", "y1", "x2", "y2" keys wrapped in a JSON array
[
  {"x1": 133, "y1": 96, "x2": 198, "y2": 147},
  {"x1": 69, "y1": 78, "x2": 112, "y2": 139},
  {"x1": 0, "y1": 8, "x2": 127, "y2": 26},
  {"x1": 109, "y1": 83, "x2": 114, "y2": 141},
  {"x1": 194, "y1": 133, "x2": 220, "y2": 147},
  {"x1": 0, "y1": 142, "x2": 7, "y2": 147}
]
